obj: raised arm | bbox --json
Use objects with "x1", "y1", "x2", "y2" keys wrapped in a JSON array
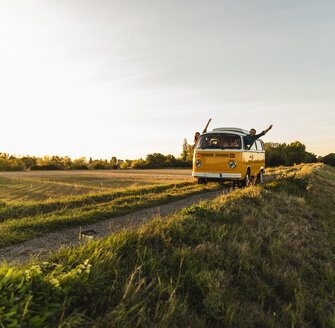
[
  {"x1": 263, "y1": 124, "x2": 273, "y2": 134},
  {"x1": 202, "y1": 118, "x2": 212, "y2": 134}
]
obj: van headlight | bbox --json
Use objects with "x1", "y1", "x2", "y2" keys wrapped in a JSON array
[
  {"x1": 228, "y1": 160, "x2": 236, "y2": 168},
  {"x1": 195, "y1": 160, "x2": 202, "y2": 168}
]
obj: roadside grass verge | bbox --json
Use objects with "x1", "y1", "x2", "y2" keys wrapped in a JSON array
[
  {"x1": 265, "y1": 162, "x2": 318, "y2": 176},
  {"x1": 0, "y1": 182, "x2": 222, "y2": 247},
  {"x1": 0, "y1": 164, "x2": 334, "y2": 327},
  {"x1": 0, "y1": 181, "x2": 201, "y2": 220}
]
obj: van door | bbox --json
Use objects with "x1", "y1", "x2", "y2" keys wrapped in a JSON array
[
  {"x1": 256, "y1": 140, "x2": 265, "y2": 170},
  {"x1": 248, "y1": 142, "x2": 258, "y2": 176},
  {"x1": 254, "y1": 140, "x2": 263, "y2": 173}
]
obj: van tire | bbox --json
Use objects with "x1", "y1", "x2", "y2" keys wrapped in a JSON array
[
  {"x1": 256, "y1": 170, "x2": 264, "y2": 184},
  {"x1": 242, "y1": 170, "x2": 250, "y2": 187},
  {"x1": 197, "y1": 178, "x2": 206, "y2": 185}
]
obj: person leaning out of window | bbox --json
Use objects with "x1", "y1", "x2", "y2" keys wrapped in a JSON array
[{"x1": 243, "y1": 125, "x2": 273, "y2": 149}]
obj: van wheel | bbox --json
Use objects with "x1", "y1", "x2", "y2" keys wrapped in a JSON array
[
  {"x1": 242, "y1": 171, "x2": 250, "y2": 187},
  {"x1": 256, "y1": 170, "x2": 264, "y2": 184},
  {"x1": 198, "y1": 178, "x2": 206, "y2": 185}
]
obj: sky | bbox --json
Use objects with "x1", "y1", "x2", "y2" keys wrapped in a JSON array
[{"x1": 0, "y1": 0, "x2": 334, "y2": 159}]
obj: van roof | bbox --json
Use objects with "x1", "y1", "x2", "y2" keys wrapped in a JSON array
[{"x1": 205, "y1": 127, "x2": 249, "y2": 135}]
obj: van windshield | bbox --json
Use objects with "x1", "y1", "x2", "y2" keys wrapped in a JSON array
[{"x1": 196, "y1": 134, "x2": 242, "y2": 150}]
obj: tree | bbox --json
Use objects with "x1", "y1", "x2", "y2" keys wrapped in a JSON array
[
  {"x1": 63, "y1": 156, "x2": 73, "y2": 169},
  {"x1": 265, "y1": 143, "x2": 287, "y2": 167},
  {"x1": 320, "y1": 153, "x2": 335, "y2": 167},
  {"x1": 186, "y1": 144, "x2": 195, "y2": 161},
  {"x1": 181, "y1": 139, "x2": 189, "y2": 161},
  {"x1": 0, "y1": 153, "x2": 9, "y2": 159},
  {"x1": 146, "y1": 153, "x2": 166, "y2": 168},
  {"x1": 110, "y1": 157, "x2": 118, "y2": 169},
  {"x1": 8, "y1": 158, "x2": 25, "y2": 171},
  {"x1": 180, "y1": 138, "x2": 194, "y2": 162},
  {"x1": 265, "y1": 141, "x2": 317, "y2": 167},
  {"x1": 73, "y1": 157, "x2": 88, "y2": 169},
  {"x1": 21, "y1": 156, "x2": 37, "y2": 169},
  {"x1": 0, "y1": 158, "x2": 10, "y2": 171},
  {"x1": 304, "y1": 152, "x2": 317, "y2": 163},
  {"x1": 120, "y1": 162, "x2": 128, "y2": 169},
  {"x1": 131, "y1": 159, "x2": 146, "y2": 169},
  {"x1": 88, "y1": 159, "x2": 111, "y2": 170},
  {"x1": 125, "y1": 159, "x2": 133, "y2": 167},
  {"x1": 165, "y1": 154, "x2": 177, "y2": 167},
  {"x1": 284, "y1": 141, "x2": 306, "y2": 165}
]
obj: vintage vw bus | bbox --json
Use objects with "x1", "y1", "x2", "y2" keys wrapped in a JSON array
[{"x1": 192, "y1": 127, "x2": 265, "y2": 186}]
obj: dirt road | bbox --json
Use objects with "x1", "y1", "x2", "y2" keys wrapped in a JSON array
[
  {"x1": 0, "y1": 188, "x2": 229, "y2": 264},
  {"x1": 0, "y1": 171, "x2": 282, "y2": 265}
]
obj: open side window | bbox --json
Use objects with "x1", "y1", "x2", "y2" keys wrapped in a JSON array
[
  {"x1": 249, "y1": 142, "x2": 257, "y2": 151},
  {"x1": 255, "y1": 140, "x2": 263, "y2": 151}
]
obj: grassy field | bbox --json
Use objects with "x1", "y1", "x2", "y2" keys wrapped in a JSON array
[
  {"x1": 0, "y1": 166, "x2": 303, "y2": 203},
  {"x1": 0, "y1": 169, "x2": 224, "y2": 248},
  {"x1": 0, "y1": 163, "x2": 334, "y2": 327},
  {"x1": 0, "y1": 169, "x2": 193, "y2": 202}
]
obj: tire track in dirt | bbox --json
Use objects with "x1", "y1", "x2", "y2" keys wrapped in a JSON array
[
  {"x1": 0, "y1": 174, "x2": 278, "y2": 265},
  {"x1": 0, "y1": 189, "x2": 230, "y2": 264}
]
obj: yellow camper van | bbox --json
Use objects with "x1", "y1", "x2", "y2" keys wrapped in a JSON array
[{"x1": 192, "y1": 127, "x2": 265, "y2": 186}]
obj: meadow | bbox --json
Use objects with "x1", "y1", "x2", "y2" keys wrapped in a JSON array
[
  {"x1": 0, "y1": 163, "x2": 334, "y2": 327},
  {"x1": 0, "y1": 169, "x2": 194, "y2": 202},
  {"x1": 0, "y1": 169, "x2": 223, "y2": 248}
]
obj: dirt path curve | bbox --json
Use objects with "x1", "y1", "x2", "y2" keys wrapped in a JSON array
[{"x1": 0, "y1": 188, "x2": 232, "y2": 265}]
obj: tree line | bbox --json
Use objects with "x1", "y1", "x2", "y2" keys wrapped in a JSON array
[
  {"x1": 0, "y1": 139, "x2": 332, "y2": 171},
  {"x1": 265, "y1": 141, "x2": 318, "y2": 167},
  {"x1": 0, "y1": 152, "x2": 192, "y2": 171},
  {"x1": 265, "y1": 142, "x2": 334, "y2": 167}
]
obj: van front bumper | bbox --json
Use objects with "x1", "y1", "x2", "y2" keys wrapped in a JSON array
[{"x1": 192, "y1": 172, "x2": 242, "y2": 179}]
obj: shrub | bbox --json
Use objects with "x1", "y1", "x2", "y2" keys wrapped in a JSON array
[
  {"x1": 131, "y1": 159, "x2": 146, "y2": 169},
  {"x1": 29, "y1": 164, "x2": 61, "y2": 170},
  {"x1": 319, "y1": 153, "x2": 335, "y2": 167},
  {"x1": 120, "y1": 162, "x2": 129, "y2": 169},
  {"x1": 89, "y1": 160, "x2": 111, "y2": 170},
  {"x1": 73, "y1": 164, "x2": 89, "y2": 170}
]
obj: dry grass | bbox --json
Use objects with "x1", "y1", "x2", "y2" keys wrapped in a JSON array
[
  {"x1": 0, "y1": 169, "x2": 193, "y2": 202},
  {"x1": 0, "y1": 163, "x2": 334, "y2": 328}
]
